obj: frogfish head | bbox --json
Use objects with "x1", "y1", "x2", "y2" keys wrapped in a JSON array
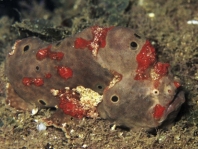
[{"x1": 97, "y1": 72, "x2": 185, "y2": 130}]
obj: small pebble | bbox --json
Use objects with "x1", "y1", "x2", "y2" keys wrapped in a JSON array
[
  {"x1": 187, "y1": 20, "x2": 198, "y2": 25},
  {"x1": 37, "y1": 122, "x2": 47, "y2": 131}
]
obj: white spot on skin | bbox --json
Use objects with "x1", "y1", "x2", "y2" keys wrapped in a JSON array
[
  {"x1": 90, "y1": 27, "x2": 103, "y2": 56},
  {"x1": 75, "y1": 86, "x2": 102, "y2": 118},
  {"x1": 76, "y1": 86, "x2": 102, "y2": 109},
  {"x1": 50, "y1": 89, "x2": 59, "y2": 96},
  {"x1": 65, "y1": 87, "x2": 70, "y2": 90},
  {"x1": 9, "y1": 49, "x2": 15, "y2": 56},
  {"x1": 108, "y1": 71, "x2": 122, "y2": 89},
  {"x1": 9, "y1": 40, "x2": 22, "y2": 56},
  {"x1": 150, "y1": 69, "x2": 160, "y2": 80}
]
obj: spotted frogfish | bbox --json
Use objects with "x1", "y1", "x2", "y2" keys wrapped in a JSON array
[{"x1": 5, "y1": 26, "x2": 185, "y2": 130}]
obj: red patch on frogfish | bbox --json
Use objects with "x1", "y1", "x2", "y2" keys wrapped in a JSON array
[
  {"x1": 74, "y1": 38, "x2": 90, "y2": 49},
  {"x1": 22, "y1": 77, "x2": 44, "y2": 86},
  {"x1": 153, "y1": 104, "x2": 165, "y2": 119},
  {"x1": 45, "y1": 73, "x2": 52, "y2": 79},
  {"x1": 134, "y1": 40, "x2": 156, "y2": 80},
  {"x1": 174, "y1": 81, "x2": 181, "y2": 88},
  {"x1": 74, "y1": 26, "x2": 114, "y2": 56},
  {"x1": 153, "y1": 62, "x2": 170, "y2": 88},
  {"x1": 56, "y1": 66, "x2": 73, "y2": 79},
  {"x1": 58, "y1": 93, "x2": 86, "y2": 119},
  {"x1": 154, "y1": 62, "x2": 169, "y2": 76},
  {"x1": 36, "y1": 45, "x2": 64, "y2": 60}
]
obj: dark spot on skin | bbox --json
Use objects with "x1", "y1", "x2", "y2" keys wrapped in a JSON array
[
  {"x1": 111, "y1": 95, "x2": 119, "y2": 102},
  {"x1": 36, "y1": 66, "x2": 40, "y2": 71},
  {"x1": 130, "y1": 41, "x2": 138, "y2": 50},
  {"x1": 39, "y1": 100, "x2": 46, "y2": 105},
  {"x1": 134, "y1": 33, "x2": 141, "y2": 39},
  {"x1": 23, "y1": 45, "x2": 29, "y2": 52},
  {"x1": 97, "y1": 85, "x2": 103, "y2": 90}
]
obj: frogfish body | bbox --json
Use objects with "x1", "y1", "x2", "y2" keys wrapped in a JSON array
[{"x1": 5, "y1": 26, "x2": 185, "y2": 130}]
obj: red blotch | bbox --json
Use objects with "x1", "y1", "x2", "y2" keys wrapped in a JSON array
[
  {"x1": 74, "y1": 38, "x2": 91, "y2": 49},
  {"x1": 174, "y1": 81, "x2": 181, "y2": 88},
  {"x1": 59, "y1": 95, "x2": 86, "y2": 119},
  {"x1": 74, "y1": 26, "x2": 114, "y2": 55},
  {"x1": 33, "y1": 78, "x2": 44, "y2": 86},
  {"x1": 154, "y1": 62, "x2": 169, "y2": 76},
  {"x1": 90, "y1": 26, "x2": 113, "y2": 49},
  {"x1": 153, "y1": 62, "x2": 170, "y2": 88},
  {"x1": 57, "y1": 66, "x2": 73, "y2": 79},
  {"x1": 153, "y1": 80, "x2": 160, "y2": 89},
  {"x1": 22, "y1": 77, "x2": 44, "y2": 86},
  {"x1": 36, "y1": 45, "x2": 51, "y2": 60},
  {"x1": 134, "y1": 40, "x2": 156, "y2": 80},
  {"x1": 36, "y1": 45, "x2": 64, "y2": 61},
  {"x1": 45, "y1": 73, "x2": 52, "y2": 79},
  {"x1": 22, "y1": 77, "x2": 32, "y2": 86},
  {"x1": 153, "y1": 104, "x2": 165, "y2": 119},
  {"x1": 48, "y1": 51, "x2": 64, "y2": 60}
]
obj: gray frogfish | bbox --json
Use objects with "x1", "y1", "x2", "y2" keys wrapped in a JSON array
[{"x1": 5, "y1": 26, "x2": 185, "y2": 130}]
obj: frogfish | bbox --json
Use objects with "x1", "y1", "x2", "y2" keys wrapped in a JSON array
[{"x1": 5, "y1": 26, "x2": 185, "y2": 130}]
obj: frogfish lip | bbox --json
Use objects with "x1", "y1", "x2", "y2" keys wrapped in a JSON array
[{"x1": 154, "y1": 90, "x2": 185, "y2": 124}]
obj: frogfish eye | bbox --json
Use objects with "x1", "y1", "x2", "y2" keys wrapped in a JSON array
[{"x1": 111, "y1": 95, "x2": 119, "y2": 103}]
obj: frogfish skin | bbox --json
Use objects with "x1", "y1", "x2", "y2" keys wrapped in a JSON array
[{"x1": 5, "y1": 26, "x2": 185, "y2": 130}]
